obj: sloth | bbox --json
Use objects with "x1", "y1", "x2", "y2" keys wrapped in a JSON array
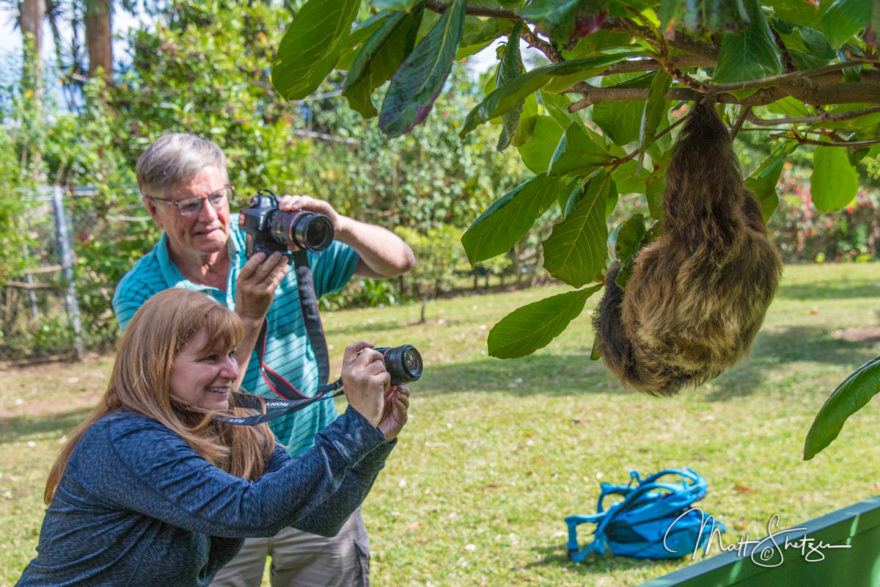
[{"x1": 593, "y1": 99, "x2": 782, "y2": 396}]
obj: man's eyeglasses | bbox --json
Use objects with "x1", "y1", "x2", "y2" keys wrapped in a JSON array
[{"x1": 147, "y1": 186, "x2": 234, "y2": 217}]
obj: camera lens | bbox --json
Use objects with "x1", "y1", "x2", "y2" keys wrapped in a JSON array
[
  {"x1": 304, "y1": 215, "x2": 333, "y2": 251},
  {"x1": 292, "y1": 212, "x2": 334, "y2": 252},
  {"x1": 379, "y1": 344, "x2": 422, "y2": 385},
  {"x1": 402, "y1": 347, "x2": 421, "y2": 375}
]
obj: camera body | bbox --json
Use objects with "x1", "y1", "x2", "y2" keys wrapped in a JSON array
[
  {"x1": 375, "y1": 344, "x2": 423, "y2": 386},
  {"x1": 239, "y1": 191, "x2": 334, "y2": 256}
]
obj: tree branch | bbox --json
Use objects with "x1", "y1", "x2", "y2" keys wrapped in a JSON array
[
  {"x1": 424, "y1": 0, "x2": 519, "y2": 19},
  {"x1": 521, "y1": 26, "x2": 564, "y2": 63},
  {"x1": 789, "y1": 136, "x2": 880, "y2": 149},
  {"x1": 747, "y1": 105, "x2": 880, "y2": 126}
]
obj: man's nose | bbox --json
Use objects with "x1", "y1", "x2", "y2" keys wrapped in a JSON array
[{"x1": 198, "y1": 197, "x2": 219, "y2": 222}]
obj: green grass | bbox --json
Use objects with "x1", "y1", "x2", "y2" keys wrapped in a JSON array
[{"x1": 3, "y1": 263, "x2": 880, "y2": 585}]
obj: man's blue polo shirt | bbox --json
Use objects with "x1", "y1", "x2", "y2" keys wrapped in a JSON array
[{"x1": 112, "y1": 218, "x2": 360, "y2": 455}]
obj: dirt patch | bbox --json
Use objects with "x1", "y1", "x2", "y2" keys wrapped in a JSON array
[{"x1": 834, "y1": 326, "x2": 880, "y2": 343}]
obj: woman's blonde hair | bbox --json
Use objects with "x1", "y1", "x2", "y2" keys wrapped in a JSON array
[{"x1": 44, "y1": 289, "x2": 274, "y2": 503}]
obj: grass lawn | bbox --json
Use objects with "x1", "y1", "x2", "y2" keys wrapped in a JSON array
[{"x1": 2, "y1": 262, "x2": 880, "y2": 586}]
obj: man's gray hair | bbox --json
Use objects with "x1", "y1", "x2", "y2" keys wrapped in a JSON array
[{"x1": 136, "y1": 133, "x2": 228, "y2": 197}]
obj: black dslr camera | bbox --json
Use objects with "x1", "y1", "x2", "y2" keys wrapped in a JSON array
[
  {"x1": 239, "y1": 191, "x2": 334, "y2": 256},
  {"x1": 375, "y1": 345, "x2": 423, "y2": 385}
]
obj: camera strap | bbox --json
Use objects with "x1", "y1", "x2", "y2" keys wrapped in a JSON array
[
  {"x1": 214, "y1": 381, "x2": 343, "y2": 426},
  {"x1": 253, "y1": 249, "x2": 331, "y2": 401}
]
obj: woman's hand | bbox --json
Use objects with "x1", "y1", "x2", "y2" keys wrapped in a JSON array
[
  {"x1": 340, "y1": 342, "x2": 389, "y2": 427},
  {"x1": 378, "y1": 385, "x2": 410, "y2": 442}
]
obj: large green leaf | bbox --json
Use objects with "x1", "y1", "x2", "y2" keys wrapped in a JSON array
[
  {"x1": 518, "y1": 0, "x2": 607, "y2": 46},
  {"x1": 461, "y1": 174, "x2": 568, "y2": 265},
  {"x1": 811, "y1": 146, "x2": 859, "y2": 212},
  {"x1": 517, "y1": 115, "x2": 566, "y2": 174},
  {"x1": 272, "y1": 0, "x2": 362, "y2": 100},
  {"x1": 822, "y1": 0, "x2": 872, "y2": 48},
  {"x1": 372, "y1": 0, "x2": 421, "y2": 10},
  {"x1": 487, "y1": 286, "x2": 601, "y2": 358},
  {"x1": 712, "y1": 0, "x2": 782, "y2": 83},
  {"x1": 638, "y1": 71, "x2": 671, "y2": 166},
  {"x1": 460, "y1": 49, "x2": 642, "y2": 137},
  {"x1": 343, "y1": 8, "x2": 422, "y2": 118},
  {"x1": 547, "y1": 123, "x2": 614, "y2": 178},
  {"x1": 744, "y1": 144, "x2": 790, "y2": 221},
  {"x1": 659, "y1": 0, "x2": 750, "y2": 35},
  {"x1": 541, "y1": 91, "x2": 583, "y2": 130},
  {"x1": 804, "y1": 354, "x2": 880, "y2": 460},
  {"x1": 593, "y1": 101, "x2": 643, "y2": 145},
  {"x1": 496, "y1": 21, "x2": 524, "y2": 151},
  {"x1": 379, "y1": 0, "x2": 467, "y2": 137},
  {"x1": 337, "y1": 12, "x2": 393, "y2": 71},
  {"x1": 543, "y1": 172, "x2": 614, "y2": 287}
]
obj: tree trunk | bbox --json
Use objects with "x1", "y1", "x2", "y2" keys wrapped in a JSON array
[
  {"x1": 19, "y1": 0, "x2": 45, "y2": 61},
  {"x1": 85, "y1": 0, "x2": 113, "y2": 81}
]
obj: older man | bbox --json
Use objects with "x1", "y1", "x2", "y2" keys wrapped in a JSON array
[{"x1": 113, "y1": 133, "x2": 415, "y2": 586}]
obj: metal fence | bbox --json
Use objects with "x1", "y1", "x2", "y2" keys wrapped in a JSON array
[{"x1": 4, "y1": 185, "x2": 147, "y2": 361}]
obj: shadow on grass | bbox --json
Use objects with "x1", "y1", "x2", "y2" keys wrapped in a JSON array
[
  {"x1": 324, "y1": 320, "x2": 416, "y2": 338},
  {"x1": 704, "y1": 325, "x2": 880, "y2": 401},
  {"x1": 411, "y1": 324, "x2": 880, "y2": 402},
  {"x1": 0, "y1": 407, "x2": 92, "y2": 445},
  {"x1": 522, "y1": 543, "x2": 665, "y2": 580},
  {"x1": 324, "y1": 317, "x2": 471, "y2": 339},
  {"x1": 413, "y1": 353, "x2": 630, "y2": 398},
  {"x1": 774, "y1": 281, "x2": 880, "y2": 301}
]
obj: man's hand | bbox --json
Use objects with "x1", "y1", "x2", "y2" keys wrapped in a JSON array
[
  {"x1": 234, "y1": 251, "x2": 289, "y2": 322},
  {"x1": 277, "y1": 193, "x2": 414, "y2": 278}
]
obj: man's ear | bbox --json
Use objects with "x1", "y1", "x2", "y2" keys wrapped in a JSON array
[{"x1": 143, "y1": 196, "x2": 165, "y2": 229}]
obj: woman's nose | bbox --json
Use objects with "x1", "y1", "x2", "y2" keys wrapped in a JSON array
[{"x1": 221, "y1": 355, "x2": 239, "y2": 379}]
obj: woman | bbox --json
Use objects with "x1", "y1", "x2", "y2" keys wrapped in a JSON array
[{"x1": 18, "y1": 289, "x2": 409, "y2": 585}]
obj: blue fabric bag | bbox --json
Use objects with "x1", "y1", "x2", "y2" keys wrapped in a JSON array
[{"x1": 565, "y1": 468, "x2": 724, "y2": 562}]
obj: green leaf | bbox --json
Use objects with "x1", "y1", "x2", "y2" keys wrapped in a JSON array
[
  {"x1": 379, "y1": 0, "x2": 467, "y2": 138},
  {"x1": 540, "y1": 91, "x2": 582, "y2": 130},
  {"x1": 272, "y1": 0, "x2": 362, "y2": 100},
  {"x1": 488, "y1": 286, "x2": 601, "y2": 358},
  {"x1": 611, "y1": 213, "x2": 646, "y2": 265},
  {"x1": 659, "y1": 0, "x2": 750, "y2": 35},
  {"x1": 547, "y1": 123, "x2": 614, "y2": 178},
  {"x1": 646, "y1": 174, "x2": 664, "y2": 219},
  {"x1": 518, "y1": 0, "x2": 607, "y2": 47},
  {"x1": 744, "y1": 144, "x2": 790, "y2": 221},
  {"x1": 461, "y1": 174, "x2": 568, "y2": 265},
  {"x1": 460, "y1": 49, "x2": 642, "y2": 137},
  {"x1": 496, "y1": 21, "x2": 524, "y2": 151},
  {"x1": 804, "y1": 354, "x2": 880, "y2": 460},
  {"x1": 372, "y1": 0, "x2": 420, "y2": 10},
  {"x1": 543, "y1": 172, "x2": 614, "y2": 287},
  {"x1": 822, "y1": 0, "x2": 872, "y2": 49},
  {"x1": 610, "y1": 159, "x2": 647, "y2": 195},
  {"x1": 343, "y1": 8, "x2": 423, "y2": 118},
  {"x1": 712, "y1": 0, "x2": 782, "y2": 83},
  {"x1": 517, "y1": 115, "x2": 566, "y2": 174},
  {"x1": 797, "y1": 26, "x2": 835, "y2": 59},
  {"x1": 593, "y1": 101, "x2": 643, "y2": 146},
  {"x1": 337, "y1": 11, "x2": 393, "y2": 71},
  {"x1": 638, "y1": 71, "x2": 671, "y2": 166},
  {"x1": 811, "y1": 146, "x2": 859, "y2": 212}
]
